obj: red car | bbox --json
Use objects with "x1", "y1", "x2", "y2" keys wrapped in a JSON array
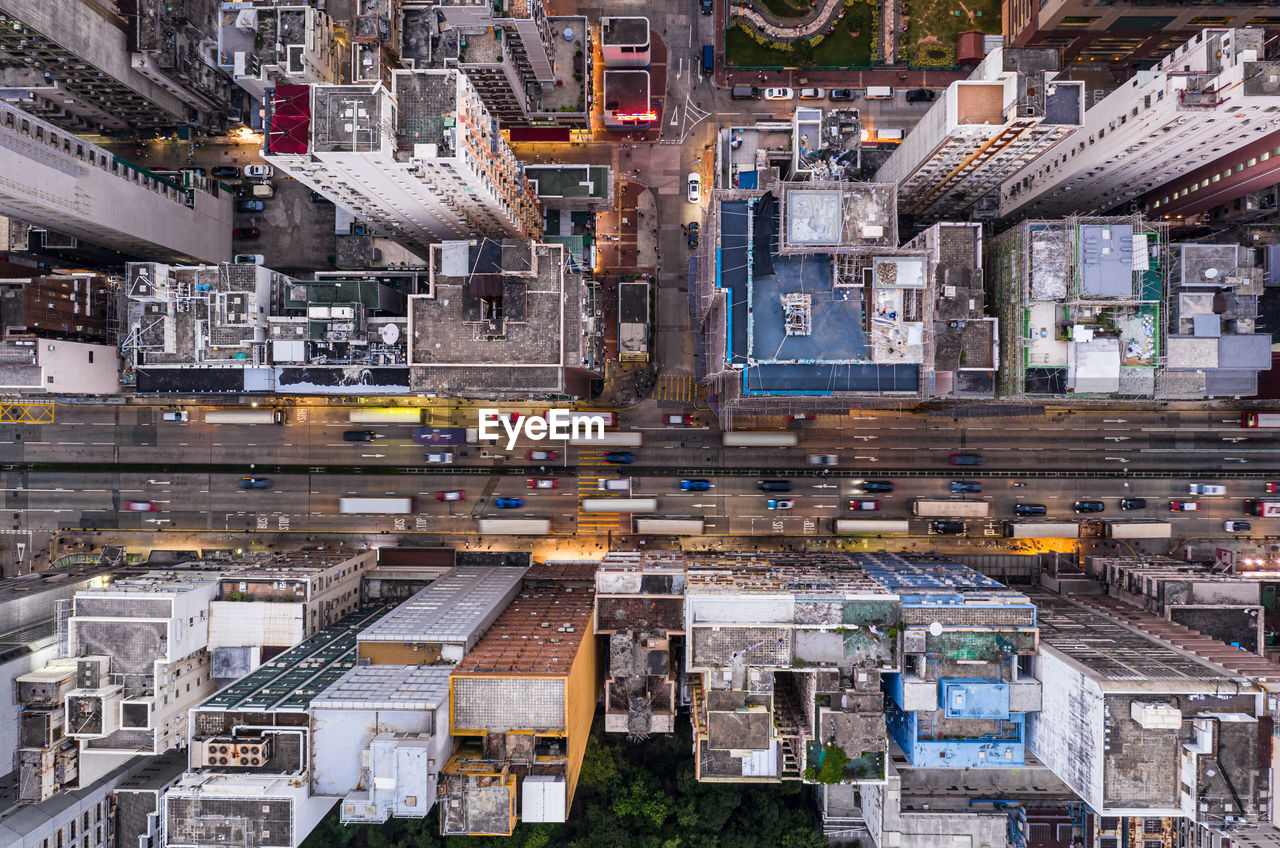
[
  {"x1": 665, "y1": 414, "x2": 695, "y2": 426},
  {"x1": 527, "y1": 478, "x2": 558, "y2": 489},
  {"x1": 435, "y1": 490, "x2": 466, "y2": 502},
  {"x1": 124, "y1": 501, "x2": 157, "y2": 511},
  {"x1": 232, "y1": 227, "x2": 260, "y2": 240},
  {"x1": 848, "y1": 500, "x2": 881, "y2": 511},
  {"x1": 1266, "y1": 482, "x2": 1280, "y2": 493},
  {"x1": 527, "y1": 449, "x2": 559, "y2": 461},
  {"x1": 1169, "y1": 500, "x2": 1200, "y2": 512}
]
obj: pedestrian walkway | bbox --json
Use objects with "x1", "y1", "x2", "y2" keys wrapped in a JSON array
[
  {"x1": 655, "y1": 376, "x2": 703, "y2": 404},
  {"x1": 733, "y1": 0, "x2": 844, "y2": 39},
  {"x1": 576, "y1": 471, "x2": 627, "y2": 532}
]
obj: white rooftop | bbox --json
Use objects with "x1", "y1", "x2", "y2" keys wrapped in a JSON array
[
  {"x1": 311, "y1": 664, "x2": 452, "y2": 711},
  {"x1": 356, "y1": 565, "x2": 526, "y2": 647}
]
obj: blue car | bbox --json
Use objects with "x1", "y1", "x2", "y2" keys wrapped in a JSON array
[
  {"x1": 494, "y1": 497, "x2": 524, "y2": 509},
  {"x1": 239, "y1": 477, "x2": 271, "y2": 489},
  {"x1": 950, "y1": 481, "x2": 982, "y2": 494},
  {"x1": 681, "y1": 479, "x2": 711, "y2": 491},
  {"x1": 603, "y1": 452, "x2": 635, "y2": 464}
]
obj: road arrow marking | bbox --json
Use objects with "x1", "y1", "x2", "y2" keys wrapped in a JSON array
[{"x1": 854, "y1": 456, "x2": 879, "y2": 462}]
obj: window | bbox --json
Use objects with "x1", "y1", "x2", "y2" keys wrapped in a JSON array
[{"x1": 1248, "y1": 157, "x2": 1258, "y2": 167}]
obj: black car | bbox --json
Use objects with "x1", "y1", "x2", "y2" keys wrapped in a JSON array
[
  {"x1": 700, "y1": 0, "x2": 713, "y2": 13},
  {"x1": 829, "y1": 89, "x2": 854, "y2": 101},
  {"x1": 1014, "y1": 503, "x2": 1047, "y2": 517},
  {"x1": 211, "y1": 165, "x2": 241, "y2": 179},
  {"x1": 1119, "y1": 498, "x2": 1147, "y2": 511},
  {"x1": 688, "y1": 221, "x2": 700, "y2": 249},
  {"x1": 931, "y1": 520, "x2": 965, "y2": 535},
  {"x1": 905, "y1": 88, "x2": 936, "y2": 102},
  {"x1": 950, "y1": 481, "x2": 982, "y2": 494},
  {"x1": 758, "y1": 479, "x2": 792, "y2": 492},
  {"x1": 858, "y1": 480, "x2": 894, "y2": 493},
  {"x1": 603, "y1": 451, "x2": 635, "y2": 464},
  {"x1": 342, "y1": 430, "x2": 375, "y2": 442},
  {"x1": 1073, "y1": 500, "x2": 1106, "y2": 514}
]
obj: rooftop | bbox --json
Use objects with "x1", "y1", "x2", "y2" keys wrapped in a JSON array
[
  {"x1": 525, "y1": 165, "x2": 611, "y2": 202},
  {"x1": 684, "y1": 553, "x2": 890, "y2": 597},
  {"x1": 311, "y1": 85, "x2": 388, "y2": 154},
  {"x1": 393, "y1": 71, "x2": 458, "y2": 158},
  {"x1": 311, "y1": 663, "x2": 452, "y2": 711},
  {"x1": 453, "y1": 584, "x2": 594, "y2": 677},
  {"x1": 601, "y1": 16, "x2": 649, "y2": 46},
  {"x1": 356, "y1": 565, "x2": 527, "y2": 646},
  {"x1": 602, "y1": 70, "x2": 650, "y2": 117}
]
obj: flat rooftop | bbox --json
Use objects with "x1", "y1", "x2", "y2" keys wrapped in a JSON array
[
  {"x1": 453, "y1": 584, "x2": 594, "y2": 677},
  {"x1": 525, "y1": 165, "x2": 611, "y2": 201},
  {"x1": 684, "y1": 553, "x2": 890, "y2": 596},
  {"x1": 311, "y1": 86, "x2": 387, "y2": 154},
  {"x1": 198, "y1": 605, "x2": 391, "y2": 713},
  {"x1": 393, "y1": 71, "x2": 457, "y2": 157},
  {"x1": 311, "y1": 663, "x2": 452, "y2": 711},
  {"x1": 956, "y1": 83, "x2": 1004, "y2": 125},
  {"x1": 601, "y1": 16, "x2": 649, "y2": 46},
  {"x1": 603, "y1": 70, "x2": 650, "y2": 115},
  {"x1": 356, "y1": 565, "x2": 526, "y2": 647}
]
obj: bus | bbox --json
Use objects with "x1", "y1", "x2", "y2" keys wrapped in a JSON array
[
  {"x1": 1242, "y1": 413, "x2": 1280, "y2": 428},
  {"x1": 580, "y1": 498, "x2": 658, "y2": 513},
  {"x1": 1104, "y1": 521, "x2": 1173, "y2": 539},
  {"x1": 912, "y1": 499, "x2": 990, "y2": 518},
  {"x1": 569, "y1": 431, "x2": 643, "y2": 447},
  {"x1": 545, "y1": 409, "x2": 616, "y2": 428},
  {"x1": 478, "y1": 519, "x2": 552, "y2": 535},
  {"x1": 722, "y1": 432, "x2": 800, "y2": 447},
  {"x1": 413, "y1": 427, "x2": 477, "y2": 445},
  {"x1": 634, "y1": 518, "x2": 705, "y2": 535},
  {"x1": 1002, "y1": 521, "x2": 1080, "y2": 539},
  {"x1": 348, "y1": 408, "x2": 423, "y2": 424},
  {"x1": 338, "y1": 497, "x2": 413, "y2": 514},
  {"x1": 205, "y1": 408, "x2": 284, "y2": 424},
  {"x1": 1244, "y1": 500, "x2": 1280, "y2": 518},
  {"x1": 833, "y1": 519, "x2": 911, "y2": 536}
]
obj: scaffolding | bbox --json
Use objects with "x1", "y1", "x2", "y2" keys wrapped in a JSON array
[{"x1": 782, "y1": 293, "x2": 811, "y2": 336}]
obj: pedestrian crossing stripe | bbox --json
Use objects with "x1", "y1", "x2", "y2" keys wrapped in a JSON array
[{"x1": 656, "y1": 376, "x2": 701, "y2": 403}]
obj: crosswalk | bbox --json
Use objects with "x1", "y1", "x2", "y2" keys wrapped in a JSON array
[
  {"x1": 655, "y1": 375, "x2": 701, "y2": 403},
  {"x1": 576, "y1": 471, "x2": 626, "y2": 532}
]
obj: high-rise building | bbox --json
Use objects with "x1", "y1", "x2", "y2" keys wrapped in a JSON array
[
  {"x1": 0, "y1": 0, "x2": 220, "y2": 135},
  {"x1": 0, "y1": 103, "x2": 232, "y2": 263},
  {"x1": 875, "y1": 47, "x2": 1083, "y2": 226},
  {"x1": 1001, "y1": 28, "x2": 1280, "y2": 220},
  {"x1": 265, "y1": 69, "x2": 543, "y2": 256}
]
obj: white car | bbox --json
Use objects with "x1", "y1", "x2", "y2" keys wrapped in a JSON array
[
  {"x1": 807, "y1": 454, "x2": 838, "y2": 466},
  {"x1": 798, "y1": 88, "x2": 825, "y2": 99},
  {"x1": 763, "y1": 87, "x2": 794, "y2": 100},
  {"x1": 1224, "y1": 520, "x2": 1252, "y2": 533},
  {"x1": 1188, "y1": 484, "x2": 1226, "y2": 495},
  {"x1": 234, "y1": 254, "x2": 265, "y2": 265},
  {"x1": 688, "y1": 173, "x2": 701, "y2": 204},
  {"x1": 425, "y1": 452, "x2": 453, "y2": 464},
  {"x1": 244, "y1": 164, "x2": 274, "y2": 178},
  {"x1": 161, "y1": 411, "x2": 188, "y2": 422}
]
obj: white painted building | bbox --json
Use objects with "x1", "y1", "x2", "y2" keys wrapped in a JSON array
[
  {"x1": 218, "y1": 4, "x2": 343, "y2": 103},
  {"x1": 874, "y1": 47, "x2": 1083, "y2": 224},
  {"x1": 0, "y1": 102, "x2": 231, "y2": 263},
  {"x1": 1001, "y1": 28, "x2": 1280, "y2": 220},
  {"x1": 264, "y1": 69, "x2": 543, "y2": 257}
]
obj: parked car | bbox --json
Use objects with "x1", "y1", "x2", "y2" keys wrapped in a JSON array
[
  {"x1": 1073, "y1": 500, "x2": 1105, "y2": 513},
  {"x1": 603, "y1": 451, "x2": 635, "y2": 464},
  {"x1": 767, "y1": 499, "x2": 795, "y2": 510},
  {"x1": 211, "y1": 166, "x2": 241, "y2": 179},
  {"x1": 950, "y1": 481, "x2": 983, "y2": 494},
  {"x1": 700, "y1": 0, "x2": 713, "y2": 14},
  {"x1": 688, "y1": 173, "x2": 701, "y2": 204},
  {"x1": 787, "y1": 413, "x2": 816, "y2": 421},
  {"x1": 239, "y1": 477, "x2": 271, "y2": 489},
  {"x1": 435, "y1": 490, "x2": 466, "y2": 502},
  {"x1": 763, "y1": 87, "x2": 794, "y2": 100},
  {"x1": 931, "y1": 520, "x2": 965, "y2": 535},
  {"x1": 250, "y1": 182, "x2": 274, "y2": 199},
  {"x1": 244, "y1": 164, "x2": 274, "y2": 178},
  {"x1": 527, "y1": 478, "x2": 558, "y2": 489},
  {"x1": 124, "y1": 501, "x2": 156, "y2": 511},
  {"x1": 1225, "y1": 520, "x2": 1252, "y2": 533},
  {"x1": 949, "y1": 453, "x2": 982, "y2": 466},
  {"x1": 665, "y1": 413, "x2": 695, "y2": 426},
  {"x1": 855, "y1": 479, "x2": 894, "y2": 493},
  {"x1": 1170, "y1": 500, "x2": 1200, "y2": 512},
  {"x1": 161, "y1": 411, "x2": 188, "y2": 422},
  {"x1": 232, "y1": 227, "x2": 259, "y2": 240},
  {"x1": 848, "y1": 500, "x2": 881, "y2": 511},
  {"x1": 1119, "y1": 498, "x2": 1148, "y2": 510},
  {"x1": 807, "y1": 454, "x2": 838, "y2": 466},
  {"x1": 758, "y1": 479, "x2": 792, "y2": 492},
  {"x1": 342, "y1": 430, "x2": 375, "y2": 441},
  {"x1": 425, "y1": 452, "x2": 453, "y2": 464},
  {"x1": 905, "y1": 88, "x2": 936, "y2": 102},
  {"x1": 234, "y1": 254, "x2": 265, "y2": 265},
  {"x1": 1014, "y1": 503, "x2": 1047, "y2": 517},
  {"x1": 527, "y1": 449, "x2": 559, "y2": 461},
  {"x1": 687, "y1": 222, "x2": 700, "y2": 249},
  {"x1": 681, "y1": 479, "x2": 712, "y2": 491},
  {"x1": 798, "y1": 88, "x2": 825, "y2": 99},
  {"x1": 829, "y1": 89, "x2": 854, "y2": 101},
  {"x1": 1188, "y1": 484, "x2": 1226, "y2": 495},
  {"x1": 235, "y1": 199, "x2": 264, "y2": 212},
  {"x1": 494, "y1": 497, "x2": 524, "y2": 509}
]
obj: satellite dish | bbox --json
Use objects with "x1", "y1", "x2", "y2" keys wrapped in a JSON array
[
  {"x1": 380, "y1": 323, "x2": 400, "y2": 344},
  {"x1": 929, "y1": 622, "x2": 943, "y2": 637}
]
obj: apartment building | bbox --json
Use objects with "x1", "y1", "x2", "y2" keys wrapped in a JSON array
[
  {"x1": 1001, "y1": 29, "x2": 1280, "y2": 221},
  {"x1": 265, "y1": 69, "x2": 543, "y2": 258},
  {"x1": 0, "y1": 103, "x2": 232, "y2": 263},
  {"x1": 123, "y1": 0, "x2": 234, "y2": 134},
  {"x1": 875, "y1": 47, "x2": 1083, "y2": 226},
  {"x1": 217, "y1": 3, "x2": 342, "y2": 106}
]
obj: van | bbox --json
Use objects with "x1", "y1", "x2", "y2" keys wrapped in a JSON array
[
  {"x1": 1188, "y1": 484, "x2": 1226, "y2": 495},
  {"x1": 866, "y1": 86, "x2": 893, "y2": 99},
  {"x1": 758, "y1": 479, "x2": 792, "y2": 492},
  {"x1": 931, "y1": 520, "x2": 965, "y2": 535},
  {"x1": 702, "y1": 45, "x2": 714, "y2": 75},
  {"x1": 878, "y1": 129, "x2": 905, "y2": 141},
  {"x1": 599, "y1": 478, "x2": 631, "y2": 491},
  {"x1": 1014, "y1": 503, "x2": 1047, "y2": 517},
  {"x1": 731, "y1": 85, "x2": 761, "y2": 100},
  {"x1": 343, "y1": 430, "x2": 375, "y2": 441},
  {"x1": 251, "y1": 183, "x2": 274, "y2": 199}
]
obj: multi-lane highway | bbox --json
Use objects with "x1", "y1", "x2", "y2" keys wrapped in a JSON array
[{"x1": 2, "y1": 403, "x2": 1277, "y2": 560}]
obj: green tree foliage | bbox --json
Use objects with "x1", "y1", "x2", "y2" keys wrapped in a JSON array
[{"x1": 300, "y1": 722, "x2": 824, "y2": 848}]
